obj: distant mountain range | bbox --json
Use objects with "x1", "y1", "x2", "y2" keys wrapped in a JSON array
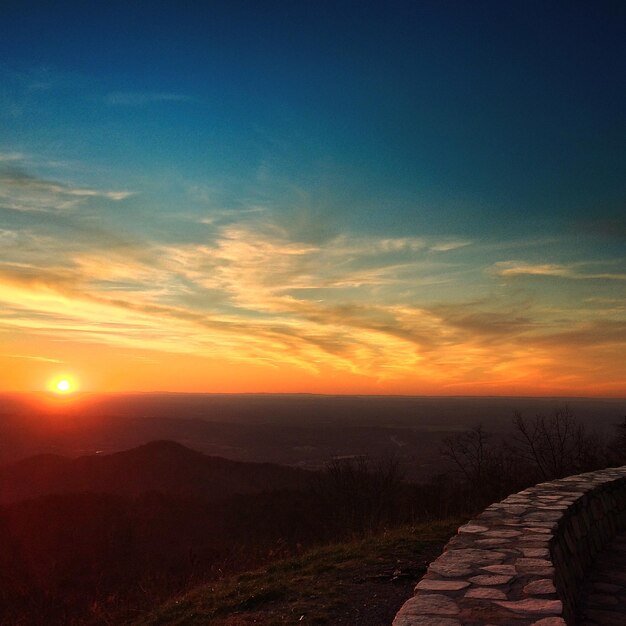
[
  {"x1": 1, "y1": 395, "x2": 622, "y2": 484},
  {"x1": 0, "y1": 440, "x2": 310, "y2": 504}
]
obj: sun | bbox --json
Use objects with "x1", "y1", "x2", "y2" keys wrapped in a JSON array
[
  {"x1": 56, "y1": 379, "x2": 71, "y2": 393},
  {"x1": 49, "y1": 376, "x2": 77, "y2": 395}
]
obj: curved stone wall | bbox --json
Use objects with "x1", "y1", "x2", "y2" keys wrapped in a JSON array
[{"x1": 393, "y1": 466, "x2": 626, "y2": 626}]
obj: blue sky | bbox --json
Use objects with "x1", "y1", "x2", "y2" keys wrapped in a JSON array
[{"x1": 0, "y1": 1, "x2": 624, "y2": 394}]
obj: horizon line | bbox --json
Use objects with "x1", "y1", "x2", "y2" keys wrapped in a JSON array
[{"x1": 3, "y1": 391, "x2": 625, "y2": 401}]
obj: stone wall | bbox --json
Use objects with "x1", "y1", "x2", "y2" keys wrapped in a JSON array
[{"x1": 393, "y1": 466, "x2": 626, "y2": 626}]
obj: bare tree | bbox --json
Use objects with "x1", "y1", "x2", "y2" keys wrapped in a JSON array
[
  {"x1": 510, "y1": 406, "x2": 604, "y2": 480},
  {"x1": 312, "y1": 455, "x2": 406, "y2": 535},
  {"x1": 606, "y1": 416, "x2": 626, "y2": 465},
  {"x1": 440, "y1": 424, "x2": 523, "y2": 506},
  {"x1": 441, "y1": 424, "x2": 493, "y2": 483}
]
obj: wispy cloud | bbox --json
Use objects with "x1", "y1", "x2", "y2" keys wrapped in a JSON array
[
  {"x1": 0, "y1": 216, "x2": 477, "y2": 379},
  {"x1": 429, "y1": 240, "x2": 472, "y2": 252},
  {"x1": 0, "y1": 164, "x2": 133, "y2": 212},
  {"x1": 4, "y1": 353, "x2": 63, "y2": 364},
  {"x1": 105, "y1": 92, "x2": 192, "y2": 106},
  {"x1": 492, "y1": 261, "x2": 626, "y2": 281},
  {"x1": 0, "y1": 151, "x2": 25, "y2": 162}
]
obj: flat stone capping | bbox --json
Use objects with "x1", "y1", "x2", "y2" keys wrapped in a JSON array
[{"x1": 393, "y1": 466, "x2": 626, "y2": 625}]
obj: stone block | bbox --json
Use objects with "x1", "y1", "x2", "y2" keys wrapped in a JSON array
[
  {"x1": 396, "y1": 593, "x2": 460, "y2": 616},
  {"x1": 468, "y1": 574, "x2": 514, "y2": 586},
  {"x1": 415, "y1": 579, "x2": 470, "y2": 592},
  {"x1": 465, "y1": 587, "x2": 507, "y2": 599},
  {"x1": 523, "y1": 579, "x2": 557, "y2": 595},
  {"x1": 494, "y1": 598, "x2": 562, "y2": 615}
]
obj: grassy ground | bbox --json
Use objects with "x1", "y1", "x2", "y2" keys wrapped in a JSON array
[{"x1": 131, "y1": 518, "x2": 462, "y2": 626}]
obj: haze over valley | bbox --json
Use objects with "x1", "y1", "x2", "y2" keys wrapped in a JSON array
[{"x1": 2, "y1": 394, "x2": 624, "y2": 482}]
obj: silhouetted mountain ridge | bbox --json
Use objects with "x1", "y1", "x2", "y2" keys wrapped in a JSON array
[{"x1": 0, "y1": 440, "x2": 311, "y2": 504}]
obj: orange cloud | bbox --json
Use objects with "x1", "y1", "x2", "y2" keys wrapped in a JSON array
[{"x1": 1, "y1": 206, "x2": 624, "y2": 395}]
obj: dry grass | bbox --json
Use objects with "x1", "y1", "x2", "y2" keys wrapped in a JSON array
[{"x1": 132, "y1": 518, "x2": 463, "y2": 626}]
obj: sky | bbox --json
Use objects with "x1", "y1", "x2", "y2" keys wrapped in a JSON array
[{"x1": 0, "y1": 1, "x2": 624, "y2": 396}]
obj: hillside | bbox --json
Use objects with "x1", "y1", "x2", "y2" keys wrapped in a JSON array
[
  {"x1": 0, "y1": 440, "x2": 311, "y2": 504},
  {"x1": 1, "y1": 441, "x2": 429, "y2": 625},
  {"x1": 132, "y1": 519, "x2": 462, "y2": 626}
]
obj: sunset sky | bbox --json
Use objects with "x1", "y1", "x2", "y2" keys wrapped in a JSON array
[{"x1": 1, "y1": 1, "x2": 624, "y2": 396}]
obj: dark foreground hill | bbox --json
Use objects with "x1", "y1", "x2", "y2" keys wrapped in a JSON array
[
  {"x1": 0, "y1": 441, "x2": 425, "y2": 624},
  {"x1": 0, "y1": 440, "x2": 310, "y2": 504}
]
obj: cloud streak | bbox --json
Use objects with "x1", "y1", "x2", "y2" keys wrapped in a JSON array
[
  {"x1": 105, "y1": 92, "x2": 191, "y2": 106},
  {"x1": 493, "y1": 261, "x2": 626, "y2": 281},
  {"x1": 0, "y1": 164, "x2": 133, "y2": 212},
  {"x1": 3, "y1": 353, "x2": 64, "y2": 363}
]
